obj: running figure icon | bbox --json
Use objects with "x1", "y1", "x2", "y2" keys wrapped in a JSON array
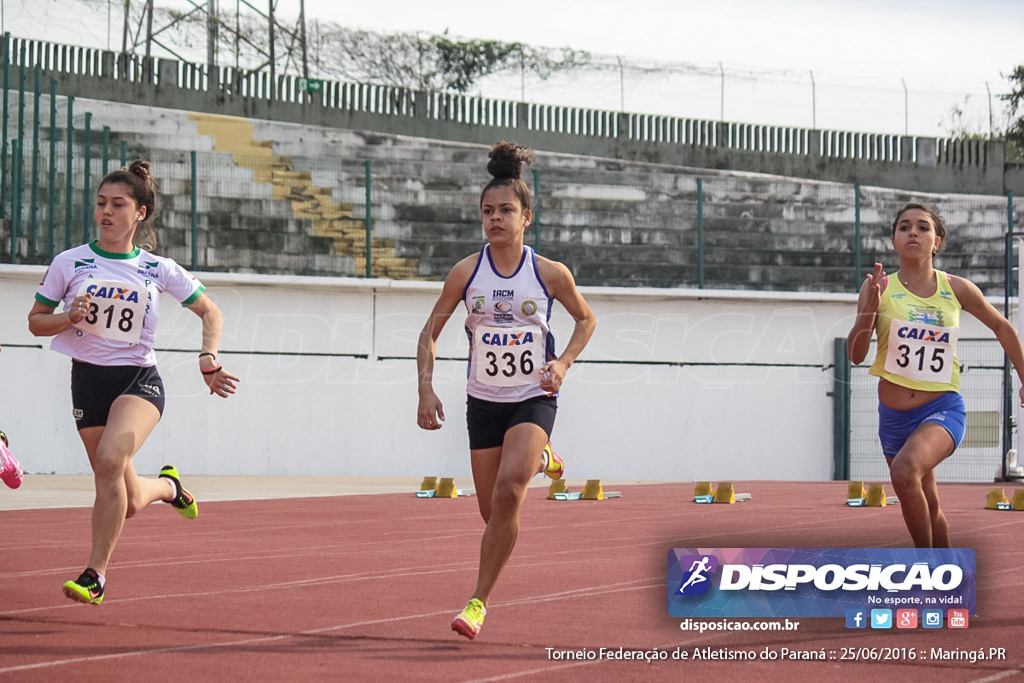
[{"x1": 679, "y1": 556, "x2": 712, "y2": 593}]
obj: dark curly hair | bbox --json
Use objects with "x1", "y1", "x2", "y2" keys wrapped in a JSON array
[
  {"x1": 99, "y1": 159, "x2": 159, "y2": 251},
  {"x1": 480, "y1": 141, "x2": 535, "y2": 211}
]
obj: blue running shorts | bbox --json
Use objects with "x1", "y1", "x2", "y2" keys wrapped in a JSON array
[{"x1": 877, "y1": 392, "x2": 966, "y2": 460}]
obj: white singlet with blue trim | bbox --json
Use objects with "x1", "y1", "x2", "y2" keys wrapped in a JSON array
[{"x1": 463, "y1": 245, "x2": 555, "y2": 403}]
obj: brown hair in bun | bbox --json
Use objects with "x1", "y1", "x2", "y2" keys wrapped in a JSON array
[
  {"x1": 100, "y1": 159, "x2": 160, "y2": 251},
  {"x1": 480, "y1": 141, "x2": 535, "y2": 211}
]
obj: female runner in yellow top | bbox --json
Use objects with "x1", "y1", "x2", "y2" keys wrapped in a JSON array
[{"x1": 848, "y1": 202, "x2": 1024, "y2": 547}]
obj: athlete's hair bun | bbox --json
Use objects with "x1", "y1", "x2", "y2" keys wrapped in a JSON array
[
  {"x1": 487, "y1": 141, "x2": 534, "y2": 180},
  {"x1": 127, "y1": 159, "x2": 152, "y2": 182}
]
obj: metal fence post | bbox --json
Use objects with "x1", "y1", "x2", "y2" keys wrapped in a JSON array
[
  {"x1": 532, "y1": 168, "x2": 541, "y2": 251},
  {"x1": 102, "y1": 125, "x2": 110, "y2": 175},
  {"x1": 1003, "y1": 192, "x2": 1017, "y2": 478},
  {"x1": 10, "y1": 139, "x2": 19, "y2": 263},
  {"x1": 854, "y1": 184, "x2": 862, "y2": 281},
  {"x1": 364, "y1": 160, "x2": 372, "y2": 278},
  {"x1": 15, "y1": 45, "x2": 25, "y2": 229},
  {"x1": 30, "y1": 64, "x2": 40, "y2": 257},
  {"x1": 697, "y1": 178, "x2": 704, "y2": 289},
  {"x1": 82, "y1": 112, "x2": 92, "y2": 243},
  {"x1": 64, "y1": 96, "x2": 74, "y2": 249},
  {"x1": 191, "y1": 150, "x2": 198, "y2": 269},
  {"x1": 48, "y1": 80, "x2": 56, "y2": 258},
  {"x1": 830, "y1": 337, "x2": 851, "y2": 480},
  {"x1": 1, "y1": 32, "x2": 9, "y2": 220}
]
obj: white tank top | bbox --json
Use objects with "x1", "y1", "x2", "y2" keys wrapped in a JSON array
[{"x1": 463, "y1": 245, "x2": 555, "y2": 402}]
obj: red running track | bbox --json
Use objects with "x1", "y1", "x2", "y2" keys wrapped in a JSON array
[{"x1": 2, "y1": 481, "x2": 1023, "y2": 682}]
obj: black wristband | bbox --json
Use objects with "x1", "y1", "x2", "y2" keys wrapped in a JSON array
[{"x1": 199, "y1": 352, "x2": 217, "y2": 360}]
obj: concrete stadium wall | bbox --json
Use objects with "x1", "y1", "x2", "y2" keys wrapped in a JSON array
[
  {"x1": 7, "y1": 35, "x2": 1019, "y2": 197},
  {"x1": 0, "y1": 264, "x2": 1004, "y2": 483},
  {"x1": 3, "y1": 96, "x2": 1018, "y2": 294}
]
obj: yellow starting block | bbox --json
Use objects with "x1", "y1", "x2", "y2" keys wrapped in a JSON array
[
  {"x1": 551, "y1": 479, "x2": 622, "y2": 501},
  {"x1": 436, "y1": 477, "x2": 457, "y2": 498},
  {"x1": 714, "y1": 482, "x2": 736, "y2": 503},
  {"x1": 547, "y1": 479, "x2": 569, "y2": 500},
  {"x1": 866, "y1": 483, "x2": 899, "y2": 507},
  {"x1": 694, "y1": 481, "x2": 715, "y2": 497},
  {"x1": 983, "y1": 488, "x2": 1024, "y2": 511},
  {"x1": 581, "y1": 479, "x2": 604, "y2": 500},
  {"x1": 415, "y1": 476, "x2": 474, "y2": 498},
  {"x1": 847, "y1": 482, "x2": 897, "y2": 507},
  {"x1": 865, "y1": 483, "x2": 887, "y2": 507},
  {"x1": 985, "y1": 488, "x2": 1007, "y2": 509},
  {"x1": 694, "y1": 481, "x2": 751, "y2": 504}
]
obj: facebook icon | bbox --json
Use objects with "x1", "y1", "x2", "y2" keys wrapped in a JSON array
[{"x1": 845, "y1": 609, "x2": 867, "y2": 629}]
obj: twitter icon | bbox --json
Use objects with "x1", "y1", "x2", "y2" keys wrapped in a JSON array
[{"x1": 870, "y1": 609, "x2": 893, "y2": 629}]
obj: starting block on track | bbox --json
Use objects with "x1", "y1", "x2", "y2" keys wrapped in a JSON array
[
  {"x1": 986, "y1": 488, "x2": 1024, "y2": 510},
  {"x1": 985, "y1": 488, "x2": 1007, "y2": 509},
  {"x1": 415, "y1": 476, "x2": 474, "y2": 498},
  {"x1": 694, "y1": 481, "x2": 751, "y2": 504},
  {"x1": 547, "y1": 479, "x2": 569, "y2": 499},
  {"x1": 551, "y1": 479, "x2": 621, "y2": 501},
  {"x1": 693, "y1": 481, "x2": 715, "y2": 503},
  {"x1": 847, "y1": 483, "x2": 897, "y2": 507}
]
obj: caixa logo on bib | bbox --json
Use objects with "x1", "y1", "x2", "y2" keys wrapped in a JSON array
[{"x1": 667, "y1": 548, "x2": 975, "y2": 618}]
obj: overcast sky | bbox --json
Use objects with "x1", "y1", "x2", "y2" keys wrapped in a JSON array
[{"x1": 3, "y1": 0, "x2": 1022, "y2": 136}]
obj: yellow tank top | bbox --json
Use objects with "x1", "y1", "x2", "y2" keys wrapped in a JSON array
[{"x1": 869, "y1": 270, "x2": 961, "y2": 392}]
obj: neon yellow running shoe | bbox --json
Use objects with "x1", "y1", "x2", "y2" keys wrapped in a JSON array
[
  {"x1": 542, "y1": 442, "x2": 564, "y2": 480},
  {"x1": 62, "y1": 568, "x2": 104, "y2": 605},
  {"x1": 160, "y1": 465, "x2": 198, "y2": 519},
  {"x1": 451, "y1": 598, "x2": 486, "y2": 640}
]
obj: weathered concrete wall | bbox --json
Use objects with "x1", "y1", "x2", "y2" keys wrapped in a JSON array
[
  {"x1": 6, "y1": 35, "x2": 1019, "y2": 196},
  {"x1": 2, "y1": 98, "x2": 1018, "y2": 295}
]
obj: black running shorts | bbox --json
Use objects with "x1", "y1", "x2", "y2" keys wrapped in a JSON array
[
  {"x1": 71, "y1": 360, "x2": 166, "y2": 429},
  {"x1": 466, "y1": 394, "x2": 557, "y2": 450}
]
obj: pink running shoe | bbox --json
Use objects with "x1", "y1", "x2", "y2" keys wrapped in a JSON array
[{"x1": 0, "y1": 431, "x2": 24, "y2": 489}]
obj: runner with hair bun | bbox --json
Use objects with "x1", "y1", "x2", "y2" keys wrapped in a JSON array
[
  {"x1": 417, "y1": 141, "x2": 596, "y2": 639},
  {"x1": 28, "y1": 159, "x2": 239, "y2": 605}
]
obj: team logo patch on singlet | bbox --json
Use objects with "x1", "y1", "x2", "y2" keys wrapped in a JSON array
[
  {"x1": 907, "y1": 306, "x2": 945, "y2": 327},
  {"x1": 73, "y1": 279, "x2": 148, "y2": 344},
  {"x1": 138, "y1": 261, "x2": 161, "y2": 277}
]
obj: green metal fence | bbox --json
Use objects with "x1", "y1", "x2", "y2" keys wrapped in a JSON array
[
  {"x1": 841, "y1": 338, "x2": 1007, "y2": 484},
  {"x1": 1, "y1": 36, "x2": 1022, "y2": 294}
]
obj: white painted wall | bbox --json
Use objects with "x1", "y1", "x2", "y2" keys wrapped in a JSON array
[{"x1": 0, "y1": 264, "x2": 1001, "y2": 482}]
